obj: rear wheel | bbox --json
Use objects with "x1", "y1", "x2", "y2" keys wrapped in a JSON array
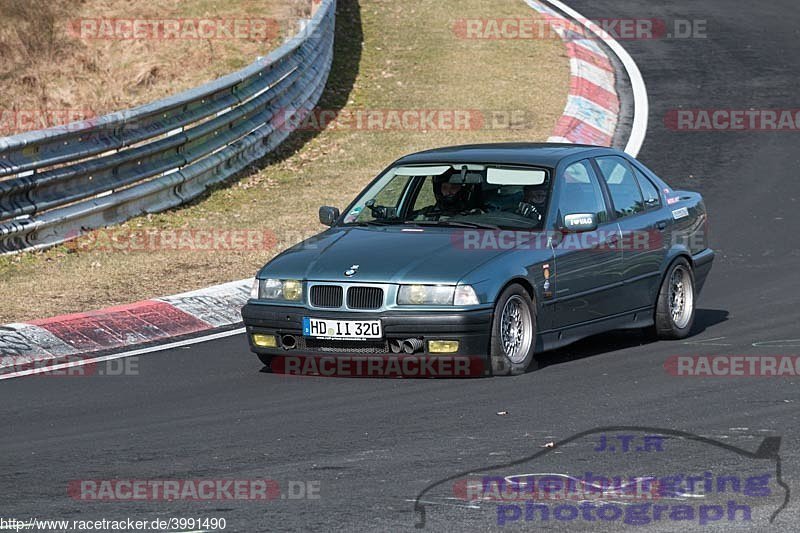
[
  {"x1": 654, "y1": 257, "x2": 696, "y2": 339},
  {"x1": 490, "y1": 284, "x2": 538, "y2": 376}
]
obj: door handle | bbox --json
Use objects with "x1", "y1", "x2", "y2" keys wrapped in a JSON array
[{"x1": 656, "y1": 221, "x2": 667, "y2": 231}]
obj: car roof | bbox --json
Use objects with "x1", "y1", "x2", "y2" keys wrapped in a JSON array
[{"x1": 393, "y1": 142, "x2": 617, "y2": 168}]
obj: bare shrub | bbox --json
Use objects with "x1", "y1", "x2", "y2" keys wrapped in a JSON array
[{"x1": 0, "y1": 0, "x2": 78, "y2": 65}]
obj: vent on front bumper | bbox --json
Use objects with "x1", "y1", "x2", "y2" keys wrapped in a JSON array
[
  {"x1": 310, "y1": 285, "x2": 343, "y2": 308},
  {"x1": 346, "y1": 286, "x2": 384, "y2": 310},
  {"x1": 298, "y1": 338, "x2": 389, "y2": 354}
]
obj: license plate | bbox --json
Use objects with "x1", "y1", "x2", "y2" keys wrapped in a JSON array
[{"x1": 302, "y1": 317, "x2": 382, "y2": 340}]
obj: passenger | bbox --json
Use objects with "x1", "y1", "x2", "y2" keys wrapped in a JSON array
[{"x1": 516, "y1": 184, "x2": 548, "y2": 224}]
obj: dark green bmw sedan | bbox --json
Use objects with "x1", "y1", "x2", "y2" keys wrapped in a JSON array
[{"x1": 241, "y1": 143, "x2": 714, "y2": 376}]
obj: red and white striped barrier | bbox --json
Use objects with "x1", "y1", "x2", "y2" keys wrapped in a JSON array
[
  {"x1": 526, "y1": 0, "x2": 621, "y2": 146},
  {"x1": 0, "y1": 280, "x2": 249, "y2": 373}
]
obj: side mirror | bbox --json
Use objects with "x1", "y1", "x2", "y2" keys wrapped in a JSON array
[
  {"x1": 319, "y1": 206, "x2": 340, "y2": 226},
  {"x1": 562, "y1": 213, "x2": 597, "y2": 232}
]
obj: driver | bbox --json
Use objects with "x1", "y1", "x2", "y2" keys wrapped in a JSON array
[
  {"x1": 516, "y1": 184, "x2": 548, "y2": 224},
  {"x1": 432, "y1": 174, "x2": 470, "y2": 214}
]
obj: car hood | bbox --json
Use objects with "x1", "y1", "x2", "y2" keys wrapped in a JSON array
[{"x1": 259, "y1": 226, "x2": 514, "y2": 284}]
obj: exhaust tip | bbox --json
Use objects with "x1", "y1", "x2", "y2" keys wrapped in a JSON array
[
  {"x1": 389, "y1": 339, "x2": 403, "y2": 353},
  {"x1": 281, "y1": 335, "x2": 297, "y2": 350},
  {"x1": 402, "y1": 338, "x2": 424, "y2": 354}
]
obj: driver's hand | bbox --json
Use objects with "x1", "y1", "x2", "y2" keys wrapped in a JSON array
[{"x1": 517, "y1": 202, "x2": 543, "y2": 223}]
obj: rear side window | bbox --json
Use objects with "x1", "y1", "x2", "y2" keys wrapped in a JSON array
[
  {"x1": 632, "y1": 166, "x2": 661, "y2": 208},
  {"x1": 556, "y1": 160, "x2": 608, "y2": 223},
  {"x1": 595, "y1": 156, "x2": 645, "y2": 218}
]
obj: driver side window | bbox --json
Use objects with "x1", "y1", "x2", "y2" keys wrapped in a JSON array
[{"x1": 556, "y1": 160, "x2": 608, "y2": 224}]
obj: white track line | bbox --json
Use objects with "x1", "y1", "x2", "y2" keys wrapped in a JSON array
[
  {"x1": 539, "y1": 0, "x2": 649, "y2": 156},
  {"x1": 0, "y1": 327, "x2": 246, "y2": 381}
]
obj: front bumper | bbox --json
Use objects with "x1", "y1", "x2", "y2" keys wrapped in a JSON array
[{"x1": 241, "y1": 302, "x2": 492, "y2": 358}]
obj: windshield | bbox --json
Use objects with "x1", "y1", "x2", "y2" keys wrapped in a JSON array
[{"x1": 341, "y1": 164, "x2": 551, "y2": 230}]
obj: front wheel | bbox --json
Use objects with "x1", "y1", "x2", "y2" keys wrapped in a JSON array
[
  {"x1": 257, "y1": 354, "x2": 273, "y2": 368},
  {"x1": 654, "y1": 257, "x2": 696, "y2": 339},
  {"x1": 490, "y1": 284, "x2": 538, "y2": 376}
]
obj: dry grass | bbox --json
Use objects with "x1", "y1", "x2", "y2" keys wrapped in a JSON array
[
  {"x1": 0, "y1": 0, "x2": 570, "y2": 323},
  {"x1": 0, "y1": 0, "x2": 306, "y2": 133}
]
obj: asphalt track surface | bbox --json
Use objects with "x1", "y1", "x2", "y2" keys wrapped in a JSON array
[{"x1": 3, "y1": 1, "x2": 800, "y2": 531}]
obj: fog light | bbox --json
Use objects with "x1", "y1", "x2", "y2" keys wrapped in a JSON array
[
  {"x1": 428, "y1": 340, "x2": 459, "y2": 353},
  {"x1": 252, "y1": 334, "x2": 278, "y2": 348}
]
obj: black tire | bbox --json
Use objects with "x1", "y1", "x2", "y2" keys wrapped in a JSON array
[
  {"x1": 257, "y1": 354, "x2": 273, "y2": 368},
  {"x1": 490, "y1": 284, "x2": 538, "y2": 376},
  {"x1": 654, "y1": 257, "x2": 696, "y2": 339}
]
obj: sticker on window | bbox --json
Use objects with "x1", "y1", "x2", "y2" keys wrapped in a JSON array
[
  {"x1": 344, "y1": 206, "x2": 363, "y2": 223},
  {"x1": 486, "y1": 168, "x2": 547, "y2": 185},
  {"x1": 394, "y1": 166, "x2": 452, "y2": 177}
]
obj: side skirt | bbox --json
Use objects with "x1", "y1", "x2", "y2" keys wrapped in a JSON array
[{"x1": 535, "y1": 306, "x2": 653, "y2": 353}]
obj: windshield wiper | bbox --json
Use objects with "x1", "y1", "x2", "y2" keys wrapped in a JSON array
[
  {"x1": 346, "y1": 219, "x2": 402, "y2": 227},
  {"x1": 405, "y1": 220, "x2": 501, "y2": 230}
]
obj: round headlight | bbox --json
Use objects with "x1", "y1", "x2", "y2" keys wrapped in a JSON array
[
  {"x1": 283, "y1": 280, "x2": 303, "y2": 301},
  {"x1": 407, "y1": 285, "x2": 427, "y2": 305},
  {"x1": 262, "y1": 279, "x2": 283, "y2": 299}
]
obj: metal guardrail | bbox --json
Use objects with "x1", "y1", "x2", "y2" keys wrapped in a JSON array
[{"x1": 0, "y1": 0, "x2": 336, "y2": 254}]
